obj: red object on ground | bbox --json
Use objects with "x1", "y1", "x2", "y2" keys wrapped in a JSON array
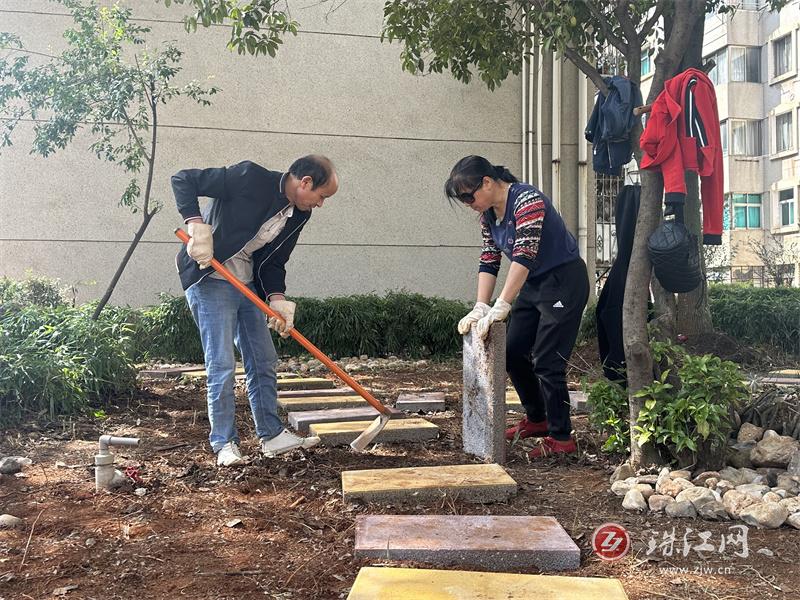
[
  {"x1": 528, "y1": 436, "x2": 577, "y2": 459},
  {"x1": 505, "y1": 417, "x2": 548, "y2": 441},
  {"x1": 124, "y1": 466, "x2": 143, "y2": 484}
]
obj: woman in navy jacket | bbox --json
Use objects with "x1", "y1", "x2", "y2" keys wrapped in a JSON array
[{"x1": 447, "y1": 156, "x2": 589, "y2": 458}]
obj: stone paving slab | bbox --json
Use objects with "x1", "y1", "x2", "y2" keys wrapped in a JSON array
[
  {"x1": 178, "y1": 367, "x2": 300, "y2": 381},
  {"x1": 342, "y1": 463, "x2": 517, "y2": 504},
  {"x1": 278, "y1": 395, "x2": 369, "y2": 411},
  {"x1": 138, "y1": 365, "x2": 204, "y2": 379},
  {"x1": 505, "y1": 390, "x2": 589, "y2": 413},
  {"x1": 311, "y1": 418, "x2": 438, "y2": 446},
  {"x1": 395, "y1": 392, "x2": 446, "y2": 412},
  {"x1": 770, "y1": 369, "x2": 800, "y2": 378},
  {"x1": 279, "y1": 388, "x2": 356, "y2": 399},
  {"x1": 760, "y1": 377, "x2": 800, "y2": 386},
  {"x1": 347, "y1": 567, "x2": 629, "y2": 599},
  {"x1": 288, "y1": 407, "x2": 381, "y2": 433},
  {"x1": 354, "y1": 515, "x2": 579, "y2": 571},
  {"x1": 275, "y1": 377, "x2": 336, "y2": 390}
]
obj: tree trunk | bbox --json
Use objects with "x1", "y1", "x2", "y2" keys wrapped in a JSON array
[
  {"x1": 91, "y1": 210, "x2": 156, "y2": 320},
  {"x1": 622, "y1": 0, "x2": 707, "y2": 467}
]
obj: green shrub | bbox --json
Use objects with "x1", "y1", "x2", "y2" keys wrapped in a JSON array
[
  {"x1": 586, "y1": 378, "x2": 629, "y2": 454},
  {"x1": 142, "y1": 291, "x2": 469, "y2": 362},
  {"x1": 0, "y1": 274, "x2": 68, "y2": 309},
  {"x1": 708, "y1": 284, "x2": 800, "y2": 354},
  {"x1": 0, "y1": 305, "x2": 137, "y2": 426},
  {"x1": 588, "y1": 340, "x2": 748, "y2": 463}
]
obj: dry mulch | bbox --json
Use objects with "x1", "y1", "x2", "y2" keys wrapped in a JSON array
[{"x1": 1, "y1": 350, "x2": 799, "y2": 599}]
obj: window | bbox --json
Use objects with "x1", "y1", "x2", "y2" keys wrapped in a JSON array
[
  {"x1": 730, "y1": 193, "x2": 762, "y2": 229},
  {"x1": 707, "y1": 48, "x2": 728, "y2": 85},
  {"x1": 720, "y1": 120, "x2": 728, "y2": 154},
  {"x1": 775, "y1": 112, "x2": 794, "y2": 153},
  {"x1": 774, "y1": 34, "x2": 792, "y2": 77},
  {"x1": 641, "y1": 48, "x2": 651, "y2": 77},
  {"x1": 730, "y1": 46, "x2": 760, "y2": 82},
  {"x1": 779, "y1": 188, "x2": 796, "y2": 227},
  {"x1": 729, "y1": 119, "x2": 762, "y2": 156}
]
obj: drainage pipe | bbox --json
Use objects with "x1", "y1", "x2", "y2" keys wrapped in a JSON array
[
  {"x1": 521, "y1": 15, "x2": 527, "y2": 181},
  {"x1": 577, "y1": 72, "x2": 589, "y2": 263},
  {"x1": 551, "y1": 54, "x2": 562, "y2": 211},
  {"x1": 95, "y1": 435, "x2": 139, "y2": 492}
]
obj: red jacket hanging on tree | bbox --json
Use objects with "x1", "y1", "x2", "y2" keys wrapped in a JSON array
[{"x1": 640, "y1": 68, "x2": 723, "y2": 245}]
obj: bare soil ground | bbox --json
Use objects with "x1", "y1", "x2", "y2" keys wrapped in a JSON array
[{"x1": 1, "y1": 346, "x2": 799, "y2": 600}]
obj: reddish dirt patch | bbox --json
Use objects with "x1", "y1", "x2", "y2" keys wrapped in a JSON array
[{"x1": 1, "y1": 353, "x2": 798, "y2": 599}]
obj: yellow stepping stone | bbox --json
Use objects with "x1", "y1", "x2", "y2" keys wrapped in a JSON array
[
  {"x1": 310, "y1": 418, "x2": 438, "y2": 446},
  {"x1": 769, "y1": 369, "x2": 800, "y2": 378},
  {"x1": 342, "y1": 463, "x2": 517, "y2": 504},
  {"x1": 278, "y1": 395, "x2": 368, "y2": 411},
  {"x1": 180, "y1": 368, "x2": 298, "y2": 380},
  {"x1": 347, "y1": 567, "x2": 628, "y2": 599}
]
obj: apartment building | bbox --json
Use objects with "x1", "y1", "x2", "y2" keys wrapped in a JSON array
[{"x1": 700, "y1": 1, "x2": 800, "y2": 286}]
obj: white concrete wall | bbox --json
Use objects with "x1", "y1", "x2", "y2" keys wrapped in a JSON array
[{"x1": 0, "y1": 1, "x2": 521, "y2": 305}]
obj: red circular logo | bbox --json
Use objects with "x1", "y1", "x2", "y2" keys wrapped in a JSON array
[{"x1": 591, "y1": 522, "x2": 631, "y2": 561}]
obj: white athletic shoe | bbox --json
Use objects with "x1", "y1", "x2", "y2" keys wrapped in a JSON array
[
  {"x1": 216, "y1": 441, "x2": 245, "y2": 467},
  {"x1": 261, "y1": 429, "x2": 321, "y2": 457}
]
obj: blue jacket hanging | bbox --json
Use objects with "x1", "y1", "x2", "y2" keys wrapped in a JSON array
[{"x1": 584, "y1": 76, "x2": 642, "y2": 176}]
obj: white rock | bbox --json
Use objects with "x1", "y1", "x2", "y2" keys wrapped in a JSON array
[
  {"x1": 665, "y1": 500, "x2": 697, "y2": 518},
  {"x1": 776, "y1": 474, "x2": 800, "y2": 495},
  {"x1": 622, "y1": 488, "x2": 648, "y2": 512},
  {"x1": 779, "y1": 497, "x2": 800, "y2": 514},
  {"x1": 611, "y1": 480, "x2": 634, "y2": 497},
  {"x1": 739, "y1": 468, "x2": 763, "y2": 484},
  {"x1": 751, "y1": 435, "x2": 799, "y2": 468},
  {"x1": 788, "y1": 451, "x2": 800, "y2": 477},
  {"x1": 670, "y1": 470, "x2": 692, "y2": 480},
  {"x1": 763, "y1": 429, "x2": 779, "y2": 439},
  {"x1": 610, "y1": 463, "x2": 635, "y2": 484},
  {"x1": 723, "y1": 490, "x2": 761, "y2": 519},
  {"x1": 658, "y1": 477, "x2": 694, "y2": 498},
  {"x1": 762, "y1": 492, "x2": 782, "y2": 503},
  {"x1": 735, "y1": 483, "x2": 771, "y2": 499},
  {"x1": 719, "y1": 467, "x2": 747, "y2": 486},
  {"x1": 737, "y1": 422, "x2": 764, "y2": 443},
  {"x1": 697, "y1": 500, "x2": 729, "y2": 521},
  {"x1": 739, "y1": 503, "x2": 789, "y2": 529},
  {"x1": 0, "y1": 514, "x2": 23, "y2": 529},
  {"x1": 715, "y1": 480, "x2": 735, "y2": 495},
  {"x1": 648, "y1": 494, "x2": 676, "y2": 512},
  {"x1": 693, "y1": 471, "x2": 721, "y2": 486},
  {"x1": 0, "y1": 456, "x2": 32, "y2": 475},
  {"x1": 676, "y1": 487, "x2": 717, "y2": 508},
  {"x1": 704, "y1": 477, "x2": 719, "y2": 489},
  {"x1": 787, "y1": 513, "x2": 800, "y2": 529},
  {"x1": 635, "y1": 484, "x2": 655, "y2": 500}
]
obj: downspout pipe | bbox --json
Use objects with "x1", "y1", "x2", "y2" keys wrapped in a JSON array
[
  {"x1": 551, "y1": 54, "x2": 562, "y2": 210},
  {"x1": 578, "y1": 73, "x2": 589, "y2": 263},
  {"x1": 95, "y1": 435, "x2": 140, "y2": 492}
]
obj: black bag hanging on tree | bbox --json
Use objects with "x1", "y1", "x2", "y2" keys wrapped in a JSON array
[{"x1": 647, "y1": 221, "x2": 703, "y2": 293}]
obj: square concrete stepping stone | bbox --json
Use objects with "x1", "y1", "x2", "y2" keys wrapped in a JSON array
[
  {"x1": 311, "y1": 418, "x2": 438, "y2": 446},
  {"x1": 354, "y1": 515, "x2": 579, "y2": 571},
  {"x1": 277, "y1": 377, "x2": 335, "y2": 390},
  {"x1": 279, "y1": 387, "x2": 355, "y2": 399},
  {"x1": 347, "y1": 567, "x2": 628, "y2": 599},
  {"x1": 278, "y1": 395, "x2": 368, "y2": 411},
  {"x1": 395, "y1": 392, "x2": 445, "y2": 412},
  {"x1": 505, "y1": 390, "x2": 589, "y2": 414},
  {"x1": 138, "y1": 365, "x2": 204, "y2": 379},
  {"x1": 288, "y1": 407, "x2": 381, "y2": 433},
  {"x1": 342, "y1": 463, "x2": 517, "y2": 504}
]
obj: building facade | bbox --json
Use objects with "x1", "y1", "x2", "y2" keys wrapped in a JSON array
[
  {"x1": 0, "y1": 1, "x2": 593, "y2": 307},
  {"x1": 702, "y1": 1, "x2": 800, "y2": 285}
]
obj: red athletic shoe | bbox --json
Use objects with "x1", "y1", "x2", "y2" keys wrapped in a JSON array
[
  {"x1": 528, "y1": 436, "x2": 577, "y2": 459},
  {"x1": 505, "y1": 417, "x2": 548, "y2": 441}
]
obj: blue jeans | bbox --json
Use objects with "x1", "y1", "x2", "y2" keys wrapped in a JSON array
[{"x1": 186, "y1": 278, "x2": 284, "y2": 453}]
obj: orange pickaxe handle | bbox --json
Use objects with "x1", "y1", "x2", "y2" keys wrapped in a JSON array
[{"x1": 175, "y1": 228, "x2": 392, "y2": 417}]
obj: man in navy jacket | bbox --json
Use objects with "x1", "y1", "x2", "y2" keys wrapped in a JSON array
[{"x1": 174, "y1": 156, "x2": 338, "y2": 466}]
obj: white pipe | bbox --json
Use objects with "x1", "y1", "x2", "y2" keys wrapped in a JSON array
[
  {"x1": 528, "y1": 39, "x2": 535, "y2": 184},
  {"x1": 578, "y1": 72, "x2": 589, "y2": 262},
  {"x1": 536, "y1": 45, "x2": 544, "y2": 188},
  {"x1": 551, "y1": 54, "x2": 562, "y2": 210},
  {"x1": 521, "y1": 15, "x2": 528, "y2": 182},
  {"x1": 95, "y1": 435, "x2": 140, "y2": 492}
]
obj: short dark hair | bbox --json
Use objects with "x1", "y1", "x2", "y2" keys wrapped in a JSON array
[
  {"x1": 444, "y1": 155, "x2": 518, "y2": 205},
  {"x1": 288, "y1": 155, "x2": 335, "y2": 189}
]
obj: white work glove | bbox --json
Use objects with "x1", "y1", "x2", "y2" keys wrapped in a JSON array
[
  {"x1": 187, "y1": 222, "x2": 213, "y2": 269},
  {"x1": 268, "y1": 299, "x2": 296, "y2": 338},
  {"x1": 475, "y1": 298, "x2": 512, "y2": 339},
  {"x1": 457, "y1": 302, "x2": 490, "y2": 335}
]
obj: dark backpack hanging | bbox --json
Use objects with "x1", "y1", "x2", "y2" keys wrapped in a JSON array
[{"x1": 647, "y1": 221, "x2": 703, "y2": 293}]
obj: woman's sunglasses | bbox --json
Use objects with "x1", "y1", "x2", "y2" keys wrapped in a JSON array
[{"x1": 457, "y1": 180, "x2": 484, "y2": 204}]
